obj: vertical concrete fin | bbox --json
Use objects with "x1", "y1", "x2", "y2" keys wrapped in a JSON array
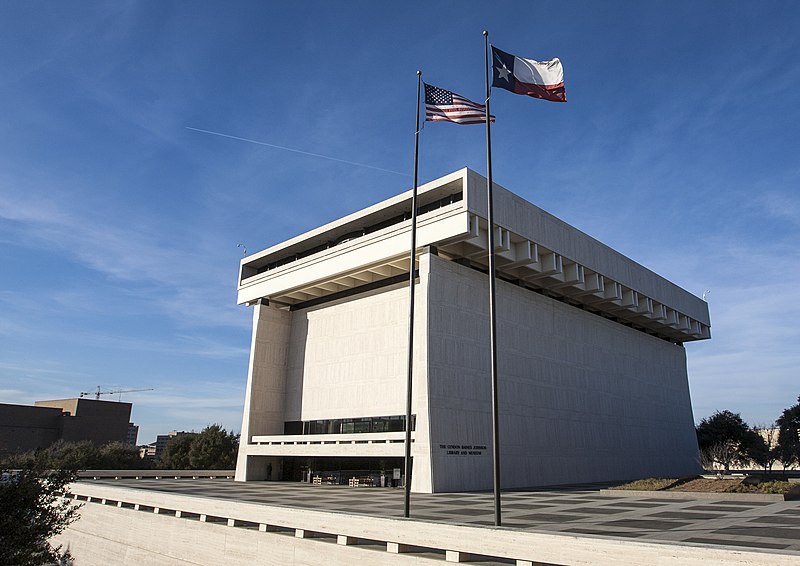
[{"x1": 235, "y1": 300, "x2": 291, "y2": 481}]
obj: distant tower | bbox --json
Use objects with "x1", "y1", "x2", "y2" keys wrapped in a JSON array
[{"x1": 127, "y1": 422, "x2": 139, "y2": 446}]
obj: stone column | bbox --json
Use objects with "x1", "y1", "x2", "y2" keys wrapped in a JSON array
[
  {"x1": 235, "y1": 300, "x2": 292, "y2": 481},
  {"x1": 409, "y1": 250, "x2": 433, "y2": 493}
]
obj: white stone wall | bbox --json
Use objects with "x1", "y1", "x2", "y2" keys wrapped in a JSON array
[
  {"x1": 283, "y1": 265, "x2": 434, "y2": 492},
  {"x1": 53, "y1": 499, "x2": 439, "y2": 566},
  {"x1": 237, "y1": 263, "x2": 434, "y2": 491},
  {"x1": 235, "y1": 302, "x2": 292, "y2": 481},
  {"x1": 284, "y1": 286, "x2": 410, "y2": 421},
  {"x1": 463, "y1": 169, "x2": 709, "y2": 325},
  {"x1": 57, "y1": 483, "x2": 798, "y2": 566},
  {"x1": 426, "y1": 254, "x2": 701, "y2": 492},
  {"x1": 237, "y1": 252, "x2": 701, "y2": 492}
]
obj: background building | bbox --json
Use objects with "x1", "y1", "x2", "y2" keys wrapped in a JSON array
[
  {"x1": 140, "y1": 431, "x2": 189, "y2": 461},
  {"x1": 234, "y1": 169, "x2": 710, "y2": 492},
  {"x1": 0, "y1": 398, "x2": 134, "y2": 456},
  {"x1": 127, "y1": 423, "x2": 139, "y2": 446},
  {"x1": 154, "y1": 430, "x2": 190, "y2": 459}
]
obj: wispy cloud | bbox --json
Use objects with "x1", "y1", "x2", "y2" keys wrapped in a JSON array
[
  {"x1": 0, "y1": 361, "x2": 80, "y2": 377},
  {"x1": 758, "y1": 189, "x2": 800, "y2": 228},
  {"x1": 186, "y1": 127, "x2": 410, "y2": 177},
  {"x1": 676, "y1": 235, "x2": 800, "y2": 424},
  {"x1": 0, "y1": 175, "x2": 244, "y2": 330},
  {"x1": 131, "y1": 383, "x2": 246, "y2": 441}
]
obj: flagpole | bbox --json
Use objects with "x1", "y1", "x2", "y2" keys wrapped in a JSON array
[
  {"x1": 403, "y1": 69, "x2": 422, "y2": 519},
  {"x1": 483, "y1": 30, "x2": 502, "y2": 527}
]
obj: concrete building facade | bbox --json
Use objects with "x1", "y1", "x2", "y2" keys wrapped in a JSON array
[
  {"x1": 0, "y1": 398, "x2": 134, "y2": 456},
  {"x1": 126, "y1": 422, "x2": 139, "y2": 446},
  {"x1": 234, "y1": 169, "x2": 710, "y2": 492},
  {"x1": 0, "y1": 403, "x2": 64, "y2": 456}
]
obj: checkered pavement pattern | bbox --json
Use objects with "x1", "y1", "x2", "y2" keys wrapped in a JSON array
[{"x1": 84, "y1": 478, "x2": 800, "y2": 553}]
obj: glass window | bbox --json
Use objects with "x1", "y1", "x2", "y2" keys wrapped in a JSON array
[
  {"x1": 289, "y1": 414, "x2": 415, "y2": 435},
  {"x1": 327, "y1": 419, "x2": 341, "y2": 434},
  {"x1": 284, "y1": 421, "x2": 302, "y2": 435}
]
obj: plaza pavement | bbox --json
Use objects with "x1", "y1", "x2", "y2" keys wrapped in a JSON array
[{"x1": 79, "y1": 478, "x2": 800, "y2": 555}]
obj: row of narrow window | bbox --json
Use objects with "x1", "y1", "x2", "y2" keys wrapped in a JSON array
[
  {"x1": 284, "y1": 415, "x2": 416, "y2": 436},
  {"x1": 256, "y1": 192, "x2": 464, "y2": 275}
]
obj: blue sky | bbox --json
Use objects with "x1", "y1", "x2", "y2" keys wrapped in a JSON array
[{"x1": 1, "y1": 2, "x2": 798, "y2": 443}]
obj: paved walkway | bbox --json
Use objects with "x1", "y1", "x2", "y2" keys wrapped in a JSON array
[{"x1": 81, "y1": 478, "x2": 800, "y2": 555}]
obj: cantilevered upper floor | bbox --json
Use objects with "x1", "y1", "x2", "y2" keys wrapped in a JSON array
[{"x1": 238, "y1": 168, "x2": 710, "y2": 344}]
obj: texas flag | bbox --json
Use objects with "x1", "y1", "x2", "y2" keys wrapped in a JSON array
[{"x1": 491, "y1": 46, "x2": 566, "y2": 103}]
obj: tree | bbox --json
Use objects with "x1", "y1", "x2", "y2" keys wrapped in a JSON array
[
  {"x1": 187, "y1": 425, "x2": 239, "y2": 469},
  {"x1": 96, "y1": 442, "x2": 146, "y2": 470},
  {"x1": 747, "y1": 424, "x2": 780, "y2": 472},
  {"x1": 696, "y1": 410, "x2": 752, "y2": 472},
  {"x1": 2, "y1": 440, "x2": 149, "y2": 471},
  {"x1": 158, "y1": 425, "x2": 239, "y2": 470},
  {"x1": 776, "y1": 395, "x2": 800, "y2": 470},
  {"x1": 699, "y1": 442, "x2": 740, "y2": 471},
  {"x1": 0, "y1": 463, "x2": 81, "y2": 565},
  {"x1": 38, "y1": 440, "x2": 98, "y2": 470},
  {"x1": 159, "y1": 433, "x2": 197, "y2": 469}
]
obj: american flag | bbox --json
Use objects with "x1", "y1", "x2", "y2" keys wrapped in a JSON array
[{"x1": 424, "y1": 83, "x2": 495, "y2": 125}]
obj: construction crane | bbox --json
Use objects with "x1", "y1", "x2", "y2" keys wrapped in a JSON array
[{"x1": 79, "y1": 386, "x2": 154, "y2": 401}]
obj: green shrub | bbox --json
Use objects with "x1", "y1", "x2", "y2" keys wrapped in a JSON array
[
  {"x1": 610, "y1": 478, "x2": 678, "y2": 491},
  {"x1": 727, "y1": 480, "x2": 795, "y2": 494}
]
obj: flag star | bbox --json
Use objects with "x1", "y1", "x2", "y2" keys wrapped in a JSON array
[{"x1": 496, "y1": 64, "x2": 511, "y2": 82}]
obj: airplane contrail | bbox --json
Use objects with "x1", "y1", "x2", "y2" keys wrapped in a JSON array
[{"x1": 185, "y1": 126, "x2": 410, "y2": 177}]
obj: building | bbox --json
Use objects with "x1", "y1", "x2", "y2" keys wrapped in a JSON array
[
  {"x1": 0, "y1": 398, "x2": 134, "y2": 456},
  {"x1": 139, "y1": 431, "x2": 190, "y2": 461},
  {"x1": 234, "y1": 168, "x2": 710, "y2": 493},
  {"x1": 140, "y1": 443, "x2": 157, "y2": 459},
  {"x1": 127, "y1": 422, "x2": 139, "y2": 446},
  {"x1": 154, "y1": 430, "x2": 189, "y2": 459},
  {"x1": 0, "y1": 403, "x2": 64, "y2": 456}
]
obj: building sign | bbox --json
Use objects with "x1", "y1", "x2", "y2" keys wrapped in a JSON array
[{"x1": 439, "y1": 444, "x2": 487, "y2": 456}]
